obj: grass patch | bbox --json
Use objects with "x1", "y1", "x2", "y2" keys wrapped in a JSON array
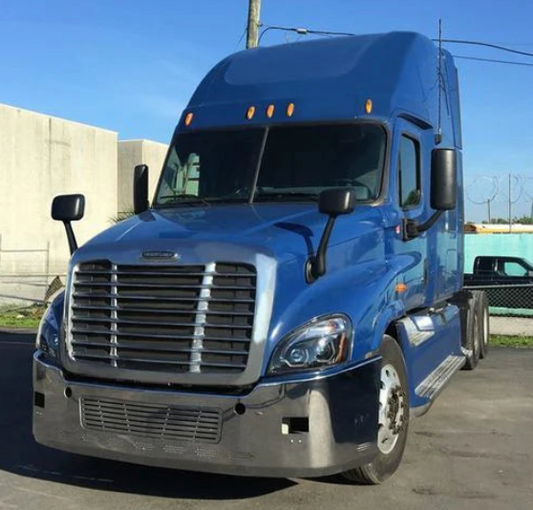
[
  {"x1": 0, "y1": 305, "x2": 46, "y2": 329},
  {"x1": 491, "y1": 335, "x2": 533, "y2": 348}
]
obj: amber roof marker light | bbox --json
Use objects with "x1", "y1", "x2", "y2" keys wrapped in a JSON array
[
  {"x1": 184, "y1": 112, "x2": 194, "y2": 126},
  {"x1": 246, "y1": 106, "x2": 256, "y2": 120},
  {"x1": 365, "y1": 99, "x2": 373, "y2": 114},
  {"x1": 286, "y1": 103, "x2": 295, "y2": 117},
  {"x1": 266, "y1": 104, "x2": 275, "y2": 118}
]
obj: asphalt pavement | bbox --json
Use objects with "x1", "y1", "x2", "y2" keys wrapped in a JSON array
[{"x1": 0, "y1": 330, "x2": 532, "y2": 510}]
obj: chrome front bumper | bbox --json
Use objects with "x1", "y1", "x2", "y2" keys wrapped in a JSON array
[{"x1": 33, "y1": 353, "x2": 380, "y2": 478}]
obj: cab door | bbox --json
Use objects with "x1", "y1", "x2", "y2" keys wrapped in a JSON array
[{"x1": 391, "y1": 118, "x2": 433, "y2": 311}]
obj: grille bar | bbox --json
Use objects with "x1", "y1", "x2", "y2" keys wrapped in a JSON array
[
  {"x1": 72, "y1": 317, "x2": 253, "y2": 329},
  {"x1": 71, "y1": 329, "x2": 252, "y2": 342},
  {"x1": 74, "y1": 282, "x2": 254, "y2": 290},
  {"x1": 70, "y1": 261, "x2": 256, "y2": 375},
  {"x1": 77, "y1": 270, "x2": 253, "y2": 278},
  {"x1": 73, "y1": 293, "x2": 255, "y2": 303},
  {"x1": 71, "y1": 340, "x2": 249, "y2": 355},
  {"x1": 74, "y1": 353, "x2": 247, "y2": 369},
  {"x1": 72, "y1": 305, "x2": 254, "y2": 316}
]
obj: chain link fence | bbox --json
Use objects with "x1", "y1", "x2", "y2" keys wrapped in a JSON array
[
  {"x1": 465, "y1": 284, "x2": 533, "y2": 337},
  {"x1": 0, "y1": 241, "x2": 66, "y2": 313}
]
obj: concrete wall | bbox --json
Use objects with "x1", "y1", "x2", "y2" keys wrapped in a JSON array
[
  {"x1": 117, "y1": 140, "x2": 168, "y2": 214},
  {"x1": 0, "y1": 103, "x2": 169, "y2": 305},
  {"x1": 464, "y1": 233, "x2": 533, "y2": 273},
  {"x1": 0, "y1": 104, "x2": 118, "y2": 281}
]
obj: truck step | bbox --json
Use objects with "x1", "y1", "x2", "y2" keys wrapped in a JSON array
[{"x1": 415, "y1": 355, "x2": 465, "y2": 400}]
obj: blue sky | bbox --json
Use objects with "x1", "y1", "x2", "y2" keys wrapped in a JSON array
[{"x1": 1, "y1": 0, "x2": 533, "y2": 221}]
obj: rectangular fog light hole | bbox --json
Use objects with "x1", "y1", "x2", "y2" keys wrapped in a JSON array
[
  {"x1": 282, "y1": 417, "x2": 309, "y2": 435},
  {"x1": 34, "y1": 392, "x2": 45, "y2": 409}
]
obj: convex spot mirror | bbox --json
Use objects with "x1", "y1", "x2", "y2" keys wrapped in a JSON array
[
  {"x1": 431, "y1": 148, "x2": 457, "y2": 211},
  {"x1": 318, "y1": 188, "x2": 357, "y2": 217},
  {"x1": 51, "y1": 194, "x2": 85, "y2": 222}
]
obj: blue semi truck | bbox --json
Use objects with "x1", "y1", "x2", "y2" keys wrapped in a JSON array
[{"x1": 33, "y1": 32, "x2": 489, "y2": 484}]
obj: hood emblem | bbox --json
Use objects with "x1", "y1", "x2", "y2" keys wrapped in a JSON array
[{"x1": 141, "y1": 250, "x2": 179, "y2": 261}]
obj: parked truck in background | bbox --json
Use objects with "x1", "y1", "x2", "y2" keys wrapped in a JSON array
[
  {"x1": 33, "y1": 32, "x2": 489, "y2": 484},
  {"x1": 464, "y1": 255, "x2": 533, "y2": 309}
]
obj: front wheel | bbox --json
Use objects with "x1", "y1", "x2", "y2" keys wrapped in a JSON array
[{"x1": 342, "y1": 335, "x2": 409, "y2": 484}]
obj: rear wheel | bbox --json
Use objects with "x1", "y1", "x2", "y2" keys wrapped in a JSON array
[
  {"x1": 463, "y1": 294, "x2": 481, "y2": 370},
  {"x1": 342, "y1": 335, "x2": 409, "y2": 485},
  {"x1": 477, "y1": 291, "x2": 490, "y2": 359}
]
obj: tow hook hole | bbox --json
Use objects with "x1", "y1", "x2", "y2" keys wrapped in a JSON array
[
  {"x1": 282, "y1": 417, "x2": 309, "y2": 435},
  {"x1": 234, "y1": 403, "x2": 246, "y2": 415},
  {"x1": 34, "y1": 392, "x2": 45, "y2": 408},
  {"x1": 64, "y1": 387, "x2": 72, "y2": 399}
]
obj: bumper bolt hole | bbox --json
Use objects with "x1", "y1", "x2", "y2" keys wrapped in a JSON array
[
  {"x1": 234, "y1": 403, "x2": 246, "y2": 415},
  {"x1": 64, "y1": 387, "x2": 72, "y2": 399}
]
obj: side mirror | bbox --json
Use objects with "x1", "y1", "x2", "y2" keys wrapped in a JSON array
[
  {"x1": 404, "y1": 149, "x2": 458, "y2": 240},
  {"x1": 51, "y1": 194, "x2": 85, "y2": 222},
  {"x1": 431, "y1": 148, "x2": 457, "y2": 211},
  {"x1": 308, "y1": 188, "x2": 357, "y2": 281},
  {"x1": 133, "y1": 164, "x2": 149, "y2": 214},
  {"x1": 51, "y1": 194, "x2": 85, "y2": 255}
]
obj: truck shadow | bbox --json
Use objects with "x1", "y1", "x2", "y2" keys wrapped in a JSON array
[{"x1": 0, "y1": 331, "x2": 295, "y2": 499}]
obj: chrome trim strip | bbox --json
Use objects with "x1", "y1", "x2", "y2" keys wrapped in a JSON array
[
  {"x1": 191, "y1": 262, "x2": 215, "y2": 373},
  {"x1": 110, "y1": 263, "x2": 118, "y2": 368}
]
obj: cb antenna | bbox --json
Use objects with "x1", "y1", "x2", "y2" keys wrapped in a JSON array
[{"x1": 435, "y1": 18, "x2": 443, "y2": 145}]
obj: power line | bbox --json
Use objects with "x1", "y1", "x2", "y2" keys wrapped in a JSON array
[
  {"x1": 234, "y1": 25, "x2": 248, "y2": 50},
  {"x1": 434, "y1": 38, "x2": 533, "y2": 58},
  {"x1": 258, "y1": 25, "x2": 355, "y2": 44},
  {"x1": 259, "y1": 25, "x2": 533, "y2": 62},
  {"x1": 453, "y1": 54, "x2": 533, "y2": 67},
  {"x1": 257, "y1": 25, "x2": 533, "y2": 70}
]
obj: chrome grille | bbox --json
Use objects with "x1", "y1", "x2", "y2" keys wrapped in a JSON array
[
  {"x1": 81, "y1": 397, "x2": 222, "y2": 443},
  {"x1": 69, "y1": 261, "x2": 256, "y2": 374}
]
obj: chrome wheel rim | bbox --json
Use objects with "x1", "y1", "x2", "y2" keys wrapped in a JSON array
[
  {"x1": 473, "y1": 312, "x2": 481, "y2": 356},
  {"x1": 378, "y1": 363, "x2": 406, "y2": 455},
  {"x1": 483, "y1": 307, "x2": 489, "y2": 348}
]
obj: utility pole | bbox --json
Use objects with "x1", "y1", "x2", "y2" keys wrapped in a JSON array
[
  {"x1": 246, "y1": 0, "x2": 261, "y2": 49},
  {"x1": 508, "y1": 173, "x2": 512, "y2": 233}
]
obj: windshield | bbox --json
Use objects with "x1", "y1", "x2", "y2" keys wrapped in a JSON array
[{"x1": 154, "y1": 124, "x2": 386, "y2": 206}]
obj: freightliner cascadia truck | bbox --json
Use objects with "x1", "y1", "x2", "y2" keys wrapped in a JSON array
[{"x1": 33, "y1": 32, "x2": 489, "y2": 484}]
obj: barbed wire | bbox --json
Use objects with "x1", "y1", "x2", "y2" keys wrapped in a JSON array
[
  {"x1": 466, "y1": 173, "x2": 533, "y2": 221},
  {"x1": 465, "y1": 175, "x2": 500, "y2": 205}
]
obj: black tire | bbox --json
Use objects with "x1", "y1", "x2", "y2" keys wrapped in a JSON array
[
  {"x1": 341, "y1": 335, "x2": 409, "y2": 485},
  {"x1": 477, "y1": 291, "x2": 490, "y2": 359},
  {"x1": 463, "y1": 294, "x2": 481, "y2": 370}
]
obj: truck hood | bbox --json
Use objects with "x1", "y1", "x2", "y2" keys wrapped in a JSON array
[{"x1": 80, "y1": 203, "x2": 384, "y2": 265}]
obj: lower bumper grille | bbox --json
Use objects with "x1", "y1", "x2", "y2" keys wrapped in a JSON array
[{"x1": 80, "y1": 397, "x2": 222, "y2": 444}]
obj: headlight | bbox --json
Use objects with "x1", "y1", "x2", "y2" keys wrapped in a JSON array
[
  {"x1": 36, "y1": 291, "x2": 64, "y2": 360},
  {"x1": 268, "y1": 315, "x2": 352, "y2": 375}
]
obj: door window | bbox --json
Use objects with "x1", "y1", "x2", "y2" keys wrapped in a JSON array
[
  {"x1": 502, "y1": 260, "x2": 528, "y2": 277},
  {"x1": 398, "y1": 136, "x2": 421, "y2": 209}
]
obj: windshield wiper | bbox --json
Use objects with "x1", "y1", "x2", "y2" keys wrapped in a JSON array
[
  {"x1": 157, "y1": 194, "x2": 251, "y2": 208},
  {"x1": 253, "y1": 192, "x2": 319, "y2": 203},
  {"x1": 157, "y1": 194, "x2": 212, "y2": 207}
]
